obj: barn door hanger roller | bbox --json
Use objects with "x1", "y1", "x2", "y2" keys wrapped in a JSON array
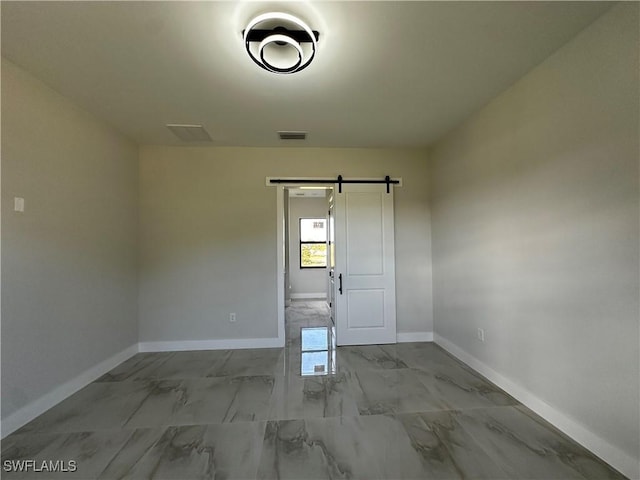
[{"x1": 243, "y1": 12, "x2": 319, "y2": 74}]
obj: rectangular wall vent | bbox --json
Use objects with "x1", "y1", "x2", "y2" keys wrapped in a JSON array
[
  {"x1": 167, "y1": 124, "x2": 212, "y2": 142},
  {"x1": 278, "y1": 131, "x2": 307, "y2": 140}
]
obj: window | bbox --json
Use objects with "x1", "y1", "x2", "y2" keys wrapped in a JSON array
[{"x1": 300, "y1": 218, "x2": 327, "y2": 268}]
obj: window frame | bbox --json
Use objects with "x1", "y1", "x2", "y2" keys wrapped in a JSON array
[{"x1": 299, "y1": 218, "x2": 328, "y2": 269}]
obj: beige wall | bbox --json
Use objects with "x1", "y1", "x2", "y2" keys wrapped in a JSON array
[
  {"x1": 428, "y1": 4, "x2": 639, "y2": 476},
  {"x1": 139, "y1": 146, "x2": 433, "y2": 341},
  {"x1": 1, "y1": 59, "x2": 139, "y2": 420},
  {"x1": 288, "y1": 196, "x2": 328, "y2": 297}
]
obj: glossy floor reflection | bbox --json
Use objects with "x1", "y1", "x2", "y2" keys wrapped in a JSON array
[
  {"x1": 1, "y1": 301, "x2": 627, "y2": 479},
  {"x1": 300, "y1": 326, "x2": 336, "y2": 376}
]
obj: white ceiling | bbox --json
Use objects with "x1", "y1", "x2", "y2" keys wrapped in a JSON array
[{"x1": 1, "y1": 1, "x2": 612, "y2": 148}]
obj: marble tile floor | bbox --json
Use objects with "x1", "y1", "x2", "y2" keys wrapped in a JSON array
[{"x1": 1, "y1": 301, "x2": 626, "y2": 479}]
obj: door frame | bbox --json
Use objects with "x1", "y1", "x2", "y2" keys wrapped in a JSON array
[{"x1": 268, "y1": 176, "x2": 402, "y2": 348}]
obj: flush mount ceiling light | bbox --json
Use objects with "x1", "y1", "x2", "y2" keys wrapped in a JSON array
[{"x1": 243, "y1": 12, "x2": 319, "y2": 74}]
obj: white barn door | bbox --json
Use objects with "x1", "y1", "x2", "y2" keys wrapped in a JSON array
[{"x1": 335, "y1": 183, "x2": 396, "y2": 345}]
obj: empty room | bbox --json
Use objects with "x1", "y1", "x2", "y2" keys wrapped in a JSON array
[{"x1": 1, "y1": 1, "x2": 638, "y2": 479}]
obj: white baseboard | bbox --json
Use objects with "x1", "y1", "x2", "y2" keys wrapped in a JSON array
[
  {"x1": 1, "y1": 344, "x2": 138, "y2": 439},
  {"x1": 397, "y1": 331, "x2": 433, "y2": 343},
  {"x1": 139, "y1": 337, "x2": 284, "y2": 352},
  {"x1": 434, "y1": 334, "x2": 639, "y2": 480},
  {"x1": 290, "y1": 293, "x2": 326, "y2": 300},
  {"x1": 1, "y1": 336, "x2": 288, "y2": 439}
]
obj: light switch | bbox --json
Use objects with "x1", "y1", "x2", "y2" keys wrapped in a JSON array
[{"x1": 14, "y1": 197, "x2": 25, "y2": 212}]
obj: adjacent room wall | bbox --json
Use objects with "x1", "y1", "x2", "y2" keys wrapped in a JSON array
[
  {"x1": 138, "y1": 147, "x2": 433, "y2": 345},
  {"x1": 288, "y1": 195, "x2": 327, "y2": 299},
  {"x1": 1, "y1": 59, "x2": 139, "y2": 429},
  {"x1": 428, "y1": 4, "x2": 639, "y2": 478}
]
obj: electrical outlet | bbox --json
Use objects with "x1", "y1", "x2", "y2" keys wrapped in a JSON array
[
  {"x1": 14, "y1": 197, "x2": 25, "y2": 212},
  {"x1": 477, "y1": 328, "x2": 485, "y2": 342},
  {"x1": 229, "y1": 313, "x2": 237, "y2": 323}
]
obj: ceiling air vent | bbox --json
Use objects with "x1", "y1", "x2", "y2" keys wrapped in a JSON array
[
  {"x1": 278, "y1": 131, "x2": 307, "y2": 140},
  {"x1": 167, "y1": 124, "x2": 212, "y2": 142}
]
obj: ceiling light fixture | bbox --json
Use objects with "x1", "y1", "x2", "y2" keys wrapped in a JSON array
[{"x1": 243, "y1": 12, "x2": 319, "y2": 74}]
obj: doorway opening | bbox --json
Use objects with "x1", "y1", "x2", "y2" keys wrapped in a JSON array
[
  {"x1": 287, "y1": 188, "x2": 330, "y2": 303},
  {"x1": 281, "y1": 185, "x2": 336, "y2": 376}
]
